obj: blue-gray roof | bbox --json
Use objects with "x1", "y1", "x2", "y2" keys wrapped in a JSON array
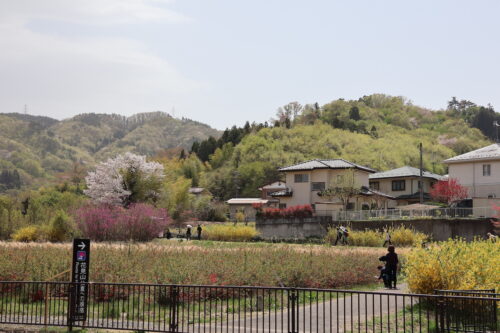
[
  {"x1": 279, "y1": 159, "x2": 376, "y2": 173},
  {"x1": 444, "y1": 143, "x2": 500, "y2": 163},
  {"x1": 369, "y1": 166, "x2": 444, "y2": 181}
]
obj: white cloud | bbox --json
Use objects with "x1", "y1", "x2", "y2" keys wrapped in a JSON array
[
  {"x1": 0, "y1": 0, "x2": 199, "y2": 119},
  {"x1": 0, "y1": 0, "x2": 191, "y2": 25}
]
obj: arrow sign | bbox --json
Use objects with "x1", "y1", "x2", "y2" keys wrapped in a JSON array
[{"x1": 71, "y1": 238, "x2": 90, "y2": 322}]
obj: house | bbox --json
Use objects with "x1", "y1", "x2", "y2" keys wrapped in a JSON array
[
  {"x1": 444, "y1": 143, "x2": 500, "y2": 216},
  {"x1": 444, "y1": 143, "x2": 500, "y2": 198},
  {"x1": 368, "y1": 166, "x2": 444, "y2": 207},
  {"x1": 226, "y1": 198, "x2": 275, "y2": 221},
  {"x1": 259, "y1": 181, "x2": 286, "y2": 200},
  {"x1": 271, "y1": 159, "x2": 394, "y2": 214}
]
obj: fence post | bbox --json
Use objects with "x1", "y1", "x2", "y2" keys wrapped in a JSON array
[
  {"x1": 288, "y1": 289, "x2": 298, "y2": 333},
  {"x1": 437, "y1": 295, "x2": 446, "y2": 333},
  {"x1": 169, "y1": 286, "x2": 179, "y2": 332},
  {"x1": 67, "y1": 282, "x2": 74, "y2": 332}
]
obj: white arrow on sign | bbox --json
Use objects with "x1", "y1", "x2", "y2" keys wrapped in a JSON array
[{"x1": 78, "y1": 242, "x2": 86, "y2": 250}]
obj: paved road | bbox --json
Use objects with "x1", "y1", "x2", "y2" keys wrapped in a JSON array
[{"x1": 206, "y1": 283, "x2": 417, "y2": 333}]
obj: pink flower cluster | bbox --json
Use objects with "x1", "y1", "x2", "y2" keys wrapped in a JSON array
[
  {"x1": 257, "y1": 204, "x2": 313, "y2": 220},
  {"x1": 74, "y1": 203, "x2": 169, "y2": 242}
]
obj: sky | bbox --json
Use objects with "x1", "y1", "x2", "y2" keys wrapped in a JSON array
[{"x1": 0, "y1": 0, "x2": 499, "y2": 130}]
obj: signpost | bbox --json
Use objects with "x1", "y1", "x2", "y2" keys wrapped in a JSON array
[{"x1": 69, "y1": 238, "x2": 90, "y2": 323}]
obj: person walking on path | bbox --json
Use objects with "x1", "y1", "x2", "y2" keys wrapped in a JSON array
[
  {"x1": 334, "y1": 226, "x2": 349, "y2": 245},
  {"x1": 186, "y1": 225, "x2": 192, "y2": 240},
  {"x1": 385, "y1": 245, "x2": 399, "y2": 289},
  {"x1": 383, "y1": 228, "x2": 391, "y2": 247},
  {"x1": 197, "y1": 224, "x2": 203, "y2": 240}
]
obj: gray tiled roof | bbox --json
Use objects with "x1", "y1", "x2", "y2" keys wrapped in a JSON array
[
  {"x1": 359, "y1": 186, "x2": 396, "y2": 199},
  {"x1": 279, "y1": 159, "x2": 376, "y2": 173},
  {"x1": 369, "y1": 166, "x2": 444, "y2": 180},
  {"x1": 444, "y1": 143, "x2": 500, "y2": 163}
]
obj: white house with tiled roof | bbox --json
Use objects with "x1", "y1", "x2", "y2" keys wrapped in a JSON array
[
  {"x1": 271, "y1": 159, "x2": 394, "y2": 212},
  {"x1": 444, "y1": 143, "x2": 500, "y2": 199},
  {"x1": 369, "y1": 166, "x2": 445, "y2": 207}
]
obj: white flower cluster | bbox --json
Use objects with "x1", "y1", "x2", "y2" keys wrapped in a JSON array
[{"x1": 84, "y1": 152, "x2": 164, "y2": 206}]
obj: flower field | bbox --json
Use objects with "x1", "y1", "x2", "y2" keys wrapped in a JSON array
[{"x1": 0, "y1": 241, "x2": 389, "y2": 288}]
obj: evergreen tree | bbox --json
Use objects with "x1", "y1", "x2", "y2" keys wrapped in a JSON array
[
  {"x1": 179, "y1": 149, "x2": 186, "y2": 160},
  {"x1": 349, "y1": 106, "x2": 361, "y2": 121}
]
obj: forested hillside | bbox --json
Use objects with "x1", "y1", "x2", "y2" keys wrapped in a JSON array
[
  {"x1": 0, "y1": 112, "x2": 220, "y2": 191},
  {"x1": 193, "y1": 95, "x2": 493, "y2": 199},
  {"x1": 0, "y1": 94, "x2": 496, "y2": 196}
]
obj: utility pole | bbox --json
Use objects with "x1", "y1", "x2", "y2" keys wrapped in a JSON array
[
  {"x1": 419, "y1": 143, "x2": 424, "y2": 204},
  {"x1": 494, "y1": 121, "x2": 500, "y2": 143}
]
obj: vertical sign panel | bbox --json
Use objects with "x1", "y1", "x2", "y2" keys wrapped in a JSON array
[{"x1": 71, "y1": 238, "x2": 90, "y2": 322}]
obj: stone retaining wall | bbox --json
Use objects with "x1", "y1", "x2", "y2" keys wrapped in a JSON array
[{"x1": 256, "y1": 217, "x2": 494, "y2": 241}]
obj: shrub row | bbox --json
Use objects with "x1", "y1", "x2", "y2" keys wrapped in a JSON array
[
  {"x1": 255, "y1": 204, "x2": 313, "y2": 219},
  {"x1": 74, "y1": 203, "x2": 169, "y2": 242},
  {"x1": 202, "y1": 224, "x2": 259, "y2": 242},
  {"x1": 324, "y1": 226, "x2": 427, "y2": 247}
]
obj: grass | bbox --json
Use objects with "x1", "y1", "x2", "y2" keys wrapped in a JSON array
[{"x1": 347, "y1": 303, "x2": 439, "y2": 333}]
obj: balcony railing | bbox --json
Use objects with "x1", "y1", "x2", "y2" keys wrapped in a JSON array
[{"x1": 320, "y1": 207, "x2": 495, "y2": 221}]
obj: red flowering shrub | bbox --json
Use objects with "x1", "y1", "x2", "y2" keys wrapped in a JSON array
[
  {"x1": 430, "y1": 178, "x2": 468, "y2": 204},
  {"x1": 74, "y1": 203, "x2": 169, "y2": 242},
  {"x1": 260, "y1": 205, "x2": 313, "y2": 220}
]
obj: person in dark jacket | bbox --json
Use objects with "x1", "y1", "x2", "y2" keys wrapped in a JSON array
[
  {"x1": 186, "y1": 226, "x2": 192, "y2": 240},
  {"x1": 197, "y1": 224, "x2": 203, "y2": 240},
  {"x1": 385, "y1": 245, "x2": 399, "y2": 289}
]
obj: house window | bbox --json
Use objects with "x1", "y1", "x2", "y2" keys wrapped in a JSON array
[
  {"x1": 369, "y1": 181, "x2": 380, "y2": 190},
  {"x1": 346, "y1": 202, "x2": 355, "y2": 210},
  {"x1": 483, "y1": 164, "x2": 491, "y2": 176},
  {"x1": 294, "y1": 174, "x2": 309, "y2": 183},
  {"x1": 279, "y1": 203, "x2": 287, "y2": 209},
  {"x1": 312, "y1": 182, "x2": 325, "y2": 191},
  {"x1": 392, "y1": 180, "x2": 405, "y2": 191}
]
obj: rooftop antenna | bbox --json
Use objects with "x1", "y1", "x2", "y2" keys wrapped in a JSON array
[{"x1": 494, "y1": 121, "x2": 500, "y2": 143}]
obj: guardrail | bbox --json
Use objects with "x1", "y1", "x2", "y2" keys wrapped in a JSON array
[
  {"x1": 320, "y1": 207, "x2": 494, "y2": 221},
  {"x1": 0, "y1": 281, "x2": 498, "y2": 332}
]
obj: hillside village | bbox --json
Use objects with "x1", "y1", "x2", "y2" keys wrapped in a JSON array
[{"x1": 227, "y1": 143, "x2": 500, "y2": 221}]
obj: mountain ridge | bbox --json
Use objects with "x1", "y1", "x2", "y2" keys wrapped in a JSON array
[{"x1": 0, "y1": 111, "x2": 220, "y2": 190}]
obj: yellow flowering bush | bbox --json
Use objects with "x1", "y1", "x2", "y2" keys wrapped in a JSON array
[
  {"x1": 203, "y1": 224, "x2": 258, "y2": 242},
  {"x1": 390, "y1": 226, "x2": 427, "y2": 247},
  {"x1": 325, "y1": 226, "x2": 427, "y2": 247},
  {"x1": 404, "y1": 239, "x2": 500, "y2": 294},
  {"x1": 11, "y1": 226, "x2": 44, "y2": 242}
]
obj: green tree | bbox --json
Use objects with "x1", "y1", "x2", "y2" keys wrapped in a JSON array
[
  {"x1": 47, "y1": 210, "x2": 75, "y2": 242},
  {"x1": 319, "y1": 169, "x2": 360, "y2": 210}
]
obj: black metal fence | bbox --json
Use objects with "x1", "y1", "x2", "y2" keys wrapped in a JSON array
[{"x1": 0, "y1": 281, "x2": 498, "y2": 332}]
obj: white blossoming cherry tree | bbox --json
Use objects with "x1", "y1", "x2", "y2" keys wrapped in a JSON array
[{"x1": 84, "y1": 152, "x2": 164, "y2": 206}]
